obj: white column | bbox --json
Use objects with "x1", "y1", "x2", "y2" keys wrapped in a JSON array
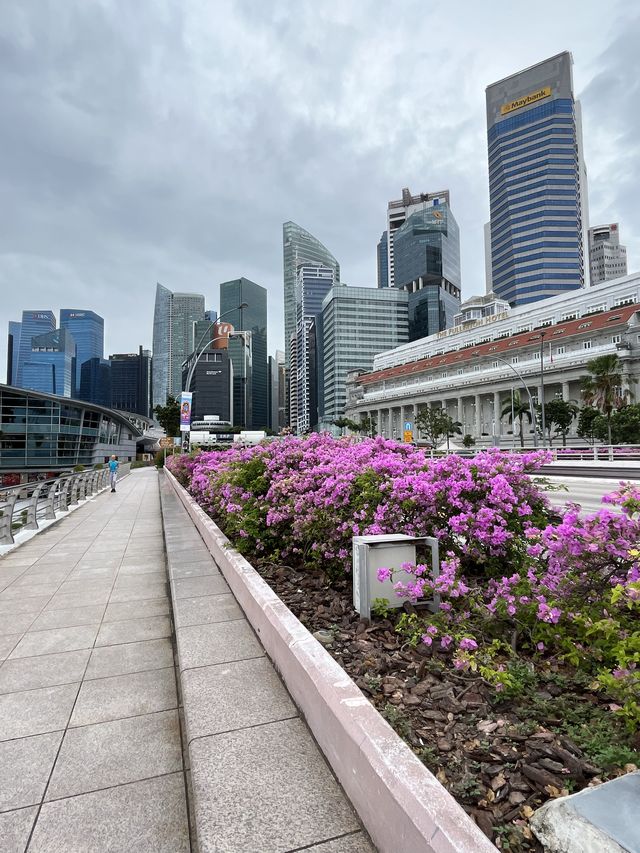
[
  {"x1": 493, "y1": 391, "x2": 501, "y2": 440},
  {"x1": 475, "y1": 394, "x2": 482, "y2": 437},
  {"x1": 562, "y1": 382, "x2": 570, "y2": 402},
  {"x1": 457, "y1": 398, "x2": 463, "y2": 425}
]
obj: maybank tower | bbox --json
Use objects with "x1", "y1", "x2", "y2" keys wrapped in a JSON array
[{"x1": 486, "y1": 52, "x2": 589, "y2": 307}]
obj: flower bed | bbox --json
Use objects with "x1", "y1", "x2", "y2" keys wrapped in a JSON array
[{"x1": 168, "y1": 435, "x2": 640, "y2": 851}]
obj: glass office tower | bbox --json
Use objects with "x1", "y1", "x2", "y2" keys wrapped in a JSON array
[
  {"x1": 151, "y1": 283, "x2": 205, "y2": 409},
  {"x1": 59, "y1": 309, "x2": 104, "y2": 397},
  {"x1": 15, "y1": 311, "x2": 56, "y2": 387},
  {"x1": 282, "y1": 222, "x2": 340, "y2": 375},
  {"x1": 486, "y1": 51, "x2": 589, "y2": 306},
  {"x1": 109, "y1": 347, "x2": 152, "y2": 416},
  {"x1": 377, "y1": 231, "x2": 389, "y2": 288},
  {"x1": 79, "y1": 358, "x2": 112, "y2": 408},
  {"x1": 392, "y1": 196, "x2": 461, "y2": 340},
  {"x1": 220, "y1": 278, "x2": 267, "y2": 429},
  {"x1": 22, "y1": 328, "x2": 76, "y2": 397},
  {"x1": 7, "y1": 321, "x2": 21, "y2": 385}
]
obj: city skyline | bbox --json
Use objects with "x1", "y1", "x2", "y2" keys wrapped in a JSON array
[{"x1": 1, "y1": 3, "x2": 639, "y2": 383}]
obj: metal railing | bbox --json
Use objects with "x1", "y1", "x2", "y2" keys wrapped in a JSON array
[{"x1": 0, "y1": 464, "x2": 131, "y2": 546}]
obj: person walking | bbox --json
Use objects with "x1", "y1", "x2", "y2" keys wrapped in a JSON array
[{"x1": 108, "y1": 455, "x2": 119, "y2": 492}]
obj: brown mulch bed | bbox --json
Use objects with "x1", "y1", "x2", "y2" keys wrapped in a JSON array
[{"x1": 255, "y1": 561, "x2": 639, "y2": 852}]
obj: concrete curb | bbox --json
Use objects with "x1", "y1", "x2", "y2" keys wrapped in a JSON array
[{"x1": 164, "y1": 468, "x2": 496, "y2": 853}]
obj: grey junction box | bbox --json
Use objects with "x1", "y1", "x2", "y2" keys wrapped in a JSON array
[{"x1": 352, "y1": 534, "x2": 440, "y2": 620}]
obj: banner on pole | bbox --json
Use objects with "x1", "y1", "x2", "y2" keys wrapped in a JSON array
[{"x1": 179, "y1": 392, "x2": 193, "y2": 432}]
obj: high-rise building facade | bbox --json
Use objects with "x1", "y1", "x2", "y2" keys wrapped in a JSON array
[
  {"x1": 267, "y1": 351, "x2": 284, "y2": 433},
  {"x1": 59, "y1": 309, "x2": 104, "y2": 396},
  {"x1": 486, "y1": 52, "x2": 589, "y2": 306},
  {"x1": 292, "y1": 264, "x2": 335, "y2": 433},
  {"x1": 151, "y1": 283, "x2": 205, "y2": 409},
  {"x1": 321, "y1": 285, "x2": 409, "y2": 425},
  {"x1": 377, "y1": 231, "x2": 389, "y2": 288},
  {"x1": 182, "y1": 349, "x2": 232, "y2": 423},
  {"x1": 109, "y1": 347, "x2": 152, "y2": 416},
  {"x1": 22, "y1": 328, "x2": 76, "y2": 397},
  {"x1": 391, "y1": 193, "x2": 461, "y2": 341},
  {"x1": 282, "y1": 222, "x2": 340, "y2": 375},
  {"x1": 220, "y1": 278, "x2": 268, "y2": 429},
  {"x1": 588, "y1": 224, "x2": 628, "y2": 285},
  {"x1": 385, "y1": 189, "x2": 450, "y2": 290},
  {"x1": 14, "y1": 311, "x2": 56, "y2": 387},
  {"x1": 7, "y1": 321, "x2": 21, "y2": 385},
  {"x1": 79, "y1": 359, "x2": 112, "y2": 408}
]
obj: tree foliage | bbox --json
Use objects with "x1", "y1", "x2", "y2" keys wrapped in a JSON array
[
  {"x1": 415, "y1": 407, "x2": 460, "y2": 448},
  {"x1": 580, "y1": 354, "x2": 624, "y2": 445},
  {"x1": 154, "y1": 395, "x2": 180, "y2": 437},
  {"x1": 501, "y1": 391, "x2": 532, "y2": 448},
  {"x1": 543, "y1": 399, "x2": 578, "y2": 446}
]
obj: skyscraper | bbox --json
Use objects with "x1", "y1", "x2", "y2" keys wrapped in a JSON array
[
  {"x1": 151, "y1": 283, "x2": 205, "y2": 409},
  {"x1": 486, "y1": 52, "x2": 589, "y2": 306},
  {"x1": 7, "y1": 321, "x2": 21, "y2": 385},
  {"x1": 22, "y1": 328, "x2": 76, "y2": 397},
  {"x1": 390, "y1": 191, "x2": 461, "y2": 341},
  {"x1": 79, "y1": 359, "x2": 112, "y2": 408},
  {"x1": 377, "y1": 231, "x2": 389, "y2": 288},
  {"x1": 220, "y1": 278, "x2": 268, "y2": 428},
  {"x1": 292, "y1": 264, "x2": 336, "y2": 433},
  {"x1": 59, "y1": 310, "x2": 104, "y2": 397},
  {"x1": 282, "y1": 222, "x2": 340, "y2": 375},
  {"x1": 588, "y1": 224, "x2": 628, "y2": 285},
  {"x1": 321, "y1": 286, "x2": 409, "y2": 425},
  {"x1": 385, "y1": 189, "x2": 449, "y2": 289},
  {"x1": 109, "y1": 347, "x2": 152, "y2": 416},
  {"x1": 15, "y1": 311, "x2": 56, "y2": 387}
]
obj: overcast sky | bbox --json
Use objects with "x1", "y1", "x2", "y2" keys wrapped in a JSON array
[{"x1": 1, "y1": 0, "x2": 639, "y2": 380}]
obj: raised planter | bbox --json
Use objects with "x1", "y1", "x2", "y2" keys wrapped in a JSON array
[{"x1": 163, "y1": 467, "x2": 496, "y2": 853}]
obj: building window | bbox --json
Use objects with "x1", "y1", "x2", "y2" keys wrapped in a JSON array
[
  {"x1": 583, "y1": 341, "x2": 592, "y2": 350},
  {"x1": 492, "y1": 361, "x2": 499, "y2": 369},
  {"x1": 562, "y1": 312, "x2": 577, "y2": 321},
  {"x1": 556, "y1": 346, "x2": 565, "y2": 356},
  {"x1": 456, "y1": 368, "x2": 463, "y2": 375},
  {"x1": 511, "y1": 356, "x2": 519, "y2": 364},
  {"x1": 612, "y1": 335, "x2": 621, "y2": 345}
]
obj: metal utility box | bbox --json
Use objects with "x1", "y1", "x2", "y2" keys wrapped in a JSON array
[{"x1": 352, "y1": 534, "x2": 440, "y2": 620}]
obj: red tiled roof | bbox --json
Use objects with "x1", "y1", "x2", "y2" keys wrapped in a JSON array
[{"x1": 359, "y1": 304, "x2": 639, "y2": 386}]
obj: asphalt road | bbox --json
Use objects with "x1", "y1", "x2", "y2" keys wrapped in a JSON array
[{"x1": 535, "y1": 474, "x2": 629, "y2": 515}]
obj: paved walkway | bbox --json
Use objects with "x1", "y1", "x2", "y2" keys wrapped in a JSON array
[{"x1": 0, "y1": 469, "x2": 190, "y2": 852}]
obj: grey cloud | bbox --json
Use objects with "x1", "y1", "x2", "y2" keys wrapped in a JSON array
[{"x1": 0, "y1": 0, "x2": 638, "y2": 381}]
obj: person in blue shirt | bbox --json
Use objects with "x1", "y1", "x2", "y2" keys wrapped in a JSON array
[{"x1": 108, "y1": 455, "x2": 119, "y2": 492}]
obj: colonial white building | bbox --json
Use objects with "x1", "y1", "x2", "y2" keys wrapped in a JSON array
[{"x1": 345, "y1": 274, "x2": 640, "y2": 446}]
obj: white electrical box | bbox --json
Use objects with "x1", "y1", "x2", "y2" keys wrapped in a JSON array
[{"x1": 352, "y1": 534, "x2": 440, "y2": 619}]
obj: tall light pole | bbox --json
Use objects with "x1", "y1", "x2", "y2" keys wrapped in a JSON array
[
  {"x1": 539, "y1": 330, "x2": 547, "y2": 449},
  {"x1": 473, "y1": 353, "x2": 538, "y2": 448}
]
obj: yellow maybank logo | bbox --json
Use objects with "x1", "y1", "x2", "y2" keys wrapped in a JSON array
[
  {"x1": 500, "y1": 86, "x2": 552, "y2": 115},
  {"x1": 432, "y1": 211, "x2": 443, "y2": 219}
]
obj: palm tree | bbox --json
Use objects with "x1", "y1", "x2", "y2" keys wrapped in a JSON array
[
  {"x1": 580, "y1": 354, "x2": 623, "y2": 446},
  {"x1": 501, "y1": 390, "x2": 532, "y2": 448},
  {"x1": 444, "y1": 416, "x2": 463, "y2": 450}
]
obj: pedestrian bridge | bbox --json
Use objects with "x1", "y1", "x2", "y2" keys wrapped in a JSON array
[{"x1": 0, "y1": 468, "x2": 375, "y2": 853}]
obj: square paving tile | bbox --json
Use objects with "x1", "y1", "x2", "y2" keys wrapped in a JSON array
[
  {"x1": 0, "y1": 806, "x2": 37, "y2": 851},
  {"x1": 0, "y1": 634, "x2": 21, "y2": 661},
  {"x1": 303, "y1": 833, "x2": 376, "y2": 852},
  {"x1": 102, "y1": 598, "x2": 170, "y2": 622},
  {"x1": 70, "y1": 667, "x2": 177, "y2": 726},
  {"x1": 0, "y1": 683, "x2": 78, "y2": 741},
  {"x1": 173, "y1": 594, "x2": 243, "y2": 627},
  {"x1": 86, "y1": 638, "x2": 173, "y2": 679},
  {"x1": 46, "y1": 710, "x2": 182, "y2": 800},
  {"x1": 0, "y1": 613, "x2": 35, "y2": 637},
  {"x1": 108, "y1": 582, "x2": 167, "y2": 603},
  {"x1": 56, "y1": 580, "x2": 112, "y2": 596},
  {"x1": 0, "y1": 649, "x2": 90, "y2": 695},
  {"x1": 190, "y1": 718, "x2": 359, "y2": 852},
  {"x1": 8, "y1": 624, "x2": 99, "y2": 659},
  {"x1": 29, "y1": 604, "x2": 106, "y2": 631},
  {"x1": 45, "y1": 590, "x2": 111, "y2": 610},
  {"x1": 29, "y1": 774, "x2": 189, "y2": 852},
  {"x1": 95, "y1": 615, "x2": 171, "y2": 646},
  {"x1": 0, "y1": 731, "x2": 63, "y2": 811},
  {"x1": 169, "y1": 560, "x2": 218, "y2": 579},
  {"x1": 172, "y1": 575, "x2": 229, "y2": 600},
  {"x1": 113, "y1": 572, "x2": 167, "y2": 589},
  {"x1": 0, "y1": 583, "x2": 58, "y2": 600},
  {"x1": 183, "y1": 657, "x2": 296, "y2": 741},
  {"x1": 0, "y1": 595, "x2": 50, "y2": 615},
  {"x1": 177, "y1": 619, "x2": 263, "y2": 671}
]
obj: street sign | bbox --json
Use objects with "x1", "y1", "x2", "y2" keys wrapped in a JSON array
[
  {"x1": 403, "y1": 430, "x2": 413, "y2": 443},
  {"x1": 159, "y1": 437, "x2": 173, "y2": 449},
  {"x1": 404, "y1": 421, "x2": 412, "y2": 431}
]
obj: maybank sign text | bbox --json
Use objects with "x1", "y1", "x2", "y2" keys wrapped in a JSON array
[{"x1": 500, "y1": 86, "x2": 552, "y2": 116}]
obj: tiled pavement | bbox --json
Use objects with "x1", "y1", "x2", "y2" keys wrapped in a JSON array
[{"x1": 0, "y1": 469, "x2": 190, "y2": 852}]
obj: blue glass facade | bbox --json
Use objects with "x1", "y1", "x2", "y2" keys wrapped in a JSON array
[
  {"x1": 15, "y1": 311, "x2": 56, "y2": 387},
  {"x1": 22, "y1": 329, "x2": 76, "y2": 397},
  {"x1": 79, "y1": 358, "x2": 112, "y2": 408},
  {"x1": 377, "y1": 231, "x2": 389, "y2": 288},
  {"x1": 60, "y1": 309, "x2": 104, "y2": 397},
  {"x1": 486, "y1": 53, "x2": 586, "y2": 306},
  {"x1": 7, "y1": 321, "x2": 21, "y2": 385}
]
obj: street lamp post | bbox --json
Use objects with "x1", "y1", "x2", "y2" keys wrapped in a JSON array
[
  {"x1": 539, "y1": 330, "x2": 547, "y2": 450},
  {"x1": 473, "y1": 353, "x2": 538, "y2": 449}
]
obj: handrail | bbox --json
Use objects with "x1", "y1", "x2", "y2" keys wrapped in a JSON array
[{"x1": 0, "y1": 464, "x2": 131, "y2": 546}]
